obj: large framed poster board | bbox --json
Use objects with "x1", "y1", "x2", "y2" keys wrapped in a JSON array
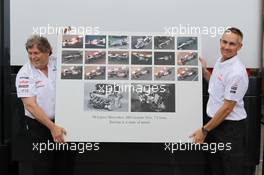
[{"x1": 55, "y1": 33, "x2": 202, "y2": 142}]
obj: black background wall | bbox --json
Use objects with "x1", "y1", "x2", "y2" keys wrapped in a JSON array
[
  {"x1": 0, "y1": 0, "x2": 4, "y2": 145},
  {"x1": 0, "y1": 0, "x2": 11, "y2": 174}
]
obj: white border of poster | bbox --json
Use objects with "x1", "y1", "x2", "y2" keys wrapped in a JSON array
[{"x1": 55, "y1": 32, "x2": 203, "y2": 142}]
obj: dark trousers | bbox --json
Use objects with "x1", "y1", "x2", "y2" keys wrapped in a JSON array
[
  {"x1": 24, "y1": 117, "x2": 75, "y2": 175},
  {"x1": 204, "y1": 116, "x2": 247, "y2": 175}
]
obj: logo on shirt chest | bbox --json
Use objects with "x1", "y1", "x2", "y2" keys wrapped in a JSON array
[
  {"x1": 52, "y1": 65, "x2": 57, "y2": 71},
  {"x1": 35, "y1": 80, "x2": 45, "y2": 88},
  {"x1": 216, "y1": 74, "x2": 223, "y2": 81}
]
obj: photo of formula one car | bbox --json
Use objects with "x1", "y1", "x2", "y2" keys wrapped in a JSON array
[
  {"x1": 133, "y1": 36, "x2": 152, "y2": 49},
  {"x1": 177, "y1": 37, "x2": 197, "y2": 50},
  {"x1": 108, "y1": 36, "x2": 129, "y2": 49},
  {"x1": 89, "y1": 90, "x2": 123, "y2": 111},
  {"x1": 131, "y1": 67, "x2": 151, "y2": 79},
  {"x1": 87, "y1": 51, "x2": 105, "y2": 59},
  {"x1": 85, "y1": 35, "x2": 106, "y2": 48},
  {"x1": 131, "y1": 52, "x2": 152, "y2": 65},
  {"x1": 62, "y1": 50, "x2": 83, "y2": 64},
  {"x1": 108, "y1": 51, "x2": 129, "y2": 64},
  {"x1": 177, "y1": 52, "x2": 198, "y2": 66},
  {"x1": 154, "y1": 52, "x2": 175, "y2": 65},
  {"x1": 154, "y1": 36, "x2": 175, "y2": 49},
  {"x1": 177, "y1": 68, "x2": 198, "y2": 81},
  {"x1": 108, "y1": 67, "x2": 129, "y2": 79},
  {"x1": 61, "y1": 66, "x2": 82, "y2": 79},
  {"x1": 156, "y1": 55, "x2": 172, "y2": 61},
  {"x1": 64, "y1": 53, "x2": 82, "y2": 61},
  {"x1": 108, "y1": 52, "x2": 128, "y2": 60},
  {"x1": 87, "y1": 39, "x2": 105, "y2": 47},
  {"x1": 85, "y1": 67, "x2": 105, "y2": 79},
  {"x1": 62, "y1": 66, "x2": 81, "y2": 76},
  {"x1": 154, "y1": 68, "x2": 172, "y2": 79},
  {"x1": 85, "y1": 51, "x2": 106, "y2": 64},
  {"x1": 109, "y1": 38, "x2": 128, "y2": 47},
  {"x1": 62, "y1": 35, "x2": 83, "y2": 48},
  {"x1": 132, "y1": 52, "x2": 151, "y2": 61}
]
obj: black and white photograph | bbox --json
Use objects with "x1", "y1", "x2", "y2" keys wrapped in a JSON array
[
  {"x1": 85, "y1": 51, "x2": 106, "y2": 64},
  {"x1": 177, "y1": 52, "x2": 198, "y2": 65},
  {"x1": 131, "y1": 36, "x2": 152, "y2": 49},
  {"x1": 108, "y1": 35, "x2": 129, "y2": 49},
  {"x1": 108, "y1": 51, "x2": 129, "y2": 64},
  {"x1": 154, "y1": 36, "x2": 175, "y2": 50},
  {"x1": 107, "y1": 66, "x2": 129, "y2": 80},
  {"x1": 62, "y1": 50, "x2": 83, "y2": 64},
  {"x1": 177, "y1": 67, "x2": 198, "y2": 81},
  {"x1": 84, "y1": 66, "x2": 106, "y2": 80},
  {"x1": 131, "y1": 83, "x2": 175, "y2": 112},
  {"x1": 177, "y1": 37, "x2": 198, "y2": 50},
  {"x1": 131, "y1": 67, "x2": 152, "y2": 80},
  {"x1": 154, "y1": 67, "x2": 175, "y2": 81},
  {"x1": 131, "y1": 51, "x2": 152, "y2": 65},
  {"x1": 62, "y1": 35, "x2": 83, "y2": 48},
  {"x1": 61, "y1": 65, "x2": 83, "y2": 79},
  {"x1": 154, "y1": 52, "x2": 175, "y2": 65},
  {"x1": 84, "y1": 83, "x2": 129, "y2": 112},
  {"x1": 85, "y1": 35, "x2": 106, "y2": 48}
]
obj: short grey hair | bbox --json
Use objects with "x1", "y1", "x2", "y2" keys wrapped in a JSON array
[
  {"x1": 25, "y1": 35, "x2": 52, "y2": 55},
  {"x1": 224, "y1": 27, "x2": 243, "y2": 42}
]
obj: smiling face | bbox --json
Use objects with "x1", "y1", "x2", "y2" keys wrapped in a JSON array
[
  {"x1": 220, "y1": 32, "x2": 243, "y2": 61},
  {"x1": 27, "y1": 45, "x2": 49, "y2": 69}
]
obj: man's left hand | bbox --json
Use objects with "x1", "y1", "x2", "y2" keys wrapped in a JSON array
[{"x1": 190, "y1": 128, "x2": 206, "y2": 144}]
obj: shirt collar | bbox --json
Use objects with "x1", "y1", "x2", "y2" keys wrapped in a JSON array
[
  {"x1": 218, "y1": 55, "x2": 238, "y2": 67},
  {"x1": 29, "y1": 56, "x2": 51, "y2": 70},
  {"x1": 29, "y1": 57, "x2": 52, "y2": 76}
]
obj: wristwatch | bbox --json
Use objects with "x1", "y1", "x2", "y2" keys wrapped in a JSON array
[{"x1": 202, "y1": 127, "x2": 209, "y2": 136}]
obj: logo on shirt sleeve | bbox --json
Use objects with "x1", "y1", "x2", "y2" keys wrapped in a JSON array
[
  {"x1": 19, "y1": 80, "x2": 29, "y2": 84},
  {"x1": 35, "y1": 80, "x2": 45, "y2": 88},
  {"x1": 18, "y1": 85, "x2": 29, "y2": 88},
  {"x1": 19, "y1": 76, "x2": 29, "y2": 79},
  {"x1": 18, "y1": 77, "x2": 30, "y2": 89},
  {"x1": 230, "y1": 85, "x2": 238, "y2": 94},
  {"x1": 19, "y1": 88, "x2": 29, "y2": 93}
]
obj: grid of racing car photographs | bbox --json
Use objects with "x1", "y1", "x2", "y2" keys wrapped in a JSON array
[
  {"x1": 60, "y1": 34, "x2": 199, "y2": 113},
  {"x1": 61, "y1": 35, "x2": 84, "y2": 80}
]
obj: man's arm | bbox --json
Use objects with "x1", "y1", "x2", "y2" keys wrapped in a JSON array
[
  {"x1": 191, "y1": 99, "x2": 236, "y2": 143},
  {"x1": 21, "y1": 96, "x2": 66, "y2": 143},
  {"x1": 203, "y1": 99, "x2": 236, "y2": 131},
  {"x1": 199, "y1": 57, "x2": 211, "y2": 82}
]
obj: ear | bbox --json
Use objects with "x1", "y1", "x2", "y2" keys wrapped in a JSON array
[{"x1": 238, "y1": 42, "x2": 243, "y2": 51}]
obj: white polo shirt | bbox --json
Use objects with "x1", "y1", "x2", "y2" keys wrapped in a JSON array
[
  {"x1": 207, "y1": 55, "x2": 248, "y2": 121},
  {"x1": 16, "y1": 56, "x2": 57, "y2": 119}
]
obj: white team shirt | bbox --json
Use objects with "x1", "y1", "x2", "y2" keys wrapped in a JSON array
[
  {"x1": 16, "y1": 56, "x2": 57, "y2": 119},
  {"x1": 207, "y1": 55, "x2": 249, "y2": 121}
]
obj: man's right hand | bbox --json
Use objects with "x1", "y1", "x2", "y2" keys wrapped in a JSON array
[
  {"x1": 199, "y1": 57, "x2": 208, "y2": 71},
  {"x1": 50, "y1": 125, "x2": 66, "y2": 143},
  {"x1": 199, "y1": 57, "x2": 211, "y2": 81}
]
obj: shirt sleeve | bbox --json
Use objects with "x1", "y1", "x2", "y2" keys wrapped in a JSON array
[
  {"x1": 15, "y1": 69, "x2": 36, "y2": 98},
  {"x1": 224, "y1": 74, "x2": 248, "y2": 102}
]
